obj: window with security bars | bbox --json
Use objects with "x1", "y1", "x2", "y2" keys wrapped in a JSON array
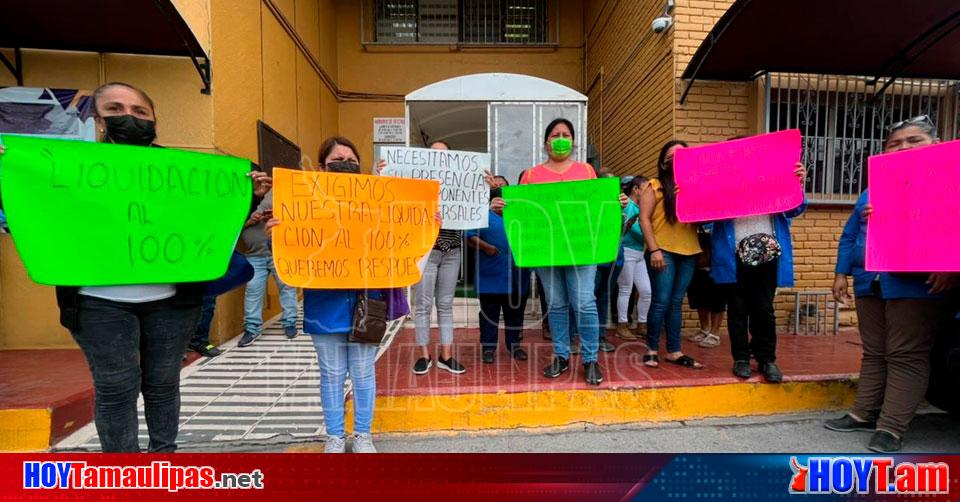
[
  {"x1": 766, "y1": 74, "x2": 959, "y2": 203},
  {"x1": 373, "y1": 0, "x2": 551, "y2": 44}
]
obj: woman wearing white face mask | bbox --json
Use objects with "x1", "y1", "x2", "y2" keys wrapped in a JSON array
[{"x1": 0, "y1": 82, "x2": 271, "y2": 452}]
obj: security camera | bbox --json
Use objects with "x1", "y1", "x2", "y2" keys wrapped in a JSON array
[{"x1": 652, "y1": 15, "x2": 673, "y2": 33}]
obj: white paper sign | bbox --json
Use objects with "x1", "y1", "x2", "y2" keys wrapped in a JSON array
[
  {"x1": 373, "y1": 117, "x2": 406, "y2": 143},
  {"x1": 381, "y1": 146, "x2": 490, "y2": 230}
]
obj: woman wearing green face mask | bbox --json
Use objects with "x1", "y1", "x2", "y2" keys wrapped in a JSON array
[{"x1": 517, "y1": 118, "x2": 620, "y2": 385}]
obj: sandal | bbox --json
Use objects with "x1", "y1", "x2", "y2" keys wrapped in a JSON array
[
  {"x1": 666, "y1": 354, "x2": 704, "y2": 369},
  {"x1": 686, "y1": 330, "x2": 708, "y2": 343},
  {"x1": 642, "y1": 353, "x2": 659, "y2": 368},
  {"x1": 698, "y1": 333, "x2": 721, "y2": 348}
]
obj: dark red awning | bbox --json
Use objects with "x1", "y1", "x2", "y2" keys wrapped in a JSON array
[
  {"x1": 0, "y1": 0, "x2": 209, "y2": 92},
  {"x1": 681, "y1": 0, "x2": 960, "y2": 83}
]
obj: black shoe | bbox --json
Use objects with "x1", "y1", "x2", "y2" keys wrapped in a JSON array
[
  {"x1": 598, "y1": 338, "x2": 615, "y2": 353},
  {"x1": 413, "y1": 357, "x2": 432, "y2": 375},
  {"x1": 733, "y1": 360, "x2": 752, "y2": 379},
  {"x1": 284, "y1": 325, "x2": 299, "y2": 339},
  {"x1": 584, "y1": 361, "x2": 603, "y2": 385},
  {"x1": 238, "y1": 331, "x2": 261, "y2": 347},
  {"x1": 868, "y1": 430, "x2": 902, "y2": 453},
  {"x1": 543, "y1": 357, "x2": 569, "y2": 378},
  {"x1": 760, "y1": 362, "x2": 783, "y2": 383},
  {"x1": 437, "y1": 356, "x2": 466, "y2": 374},
  {"x1": 511, "y1": 348, "x2": 528, "y2": 361},
  {"x1": 824, "y1": 414, "x2": 877, "y2": 433},
  {"x1": 482, "y1": 351, "x2": 495, "y2": 364},
  {"x1": 189, "y1": 343, "x2": 223, "y2": 357}
]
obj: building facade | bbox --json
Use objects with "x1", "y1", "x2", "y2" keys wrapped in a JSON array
[{"x1": 2, "y1": 0, "x2": 956, "y2": 349}]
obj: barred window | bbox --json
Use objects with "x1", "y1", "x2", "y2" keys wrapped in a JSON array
[
  {"x1": 766, "y1": 74, "x2": 958, "y2": 203},
  {"x1": 373, "y1": 0, "x2": 551, "y2": 45}
]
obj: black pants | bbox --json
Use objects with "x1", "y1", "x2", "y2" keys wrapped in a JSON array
[
  {"x1": 727, "y1": 259, "x2": 778, "y2": 364},
  {"x1": 71, "y1": 296, "x2": 200, "y2": 452},
  {"x1": 479, "y1": 291, "x2": 527, "y2": 352}
]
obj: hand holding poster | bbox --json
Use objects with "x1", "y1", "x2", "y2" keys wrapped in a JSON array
[
  {"x1": 673, "y1": 129, "x2": 804, "y2": 223},
  {"x1": 0, "y1": 135, "x2": 252, "y2": 285},
  {"x1": 381, "y1": 146, "x2": 490, "y2": 230},
  {"x1": 271, "y1": 168, "x2": 440, "y2": 289},
  {"x1": 502, "y1": 178, "x2": 621, "y2": 268},
  {"x1": 866, "y1": 139, "x2": 960, "y2": 272}
]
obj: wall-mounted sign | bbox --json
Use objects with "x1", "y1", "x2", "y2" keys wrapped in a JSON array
[{"x1": 373, "y1": 117, "x2": 406, "y2": 144}]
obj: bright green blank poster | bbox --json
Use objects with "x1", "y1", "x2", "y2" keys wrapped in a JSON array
[
  {"x1": 503, "y1": 177, "x2": 622, "y2": 268},
  {"x1": 0, "y1": 135, "x2": 252, "y2": 286}
]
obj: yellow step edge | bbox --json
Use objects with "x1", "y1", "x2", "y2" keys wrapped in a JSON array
[
  {"x1": 0, "y1": 409, "x2": 52, "y2": 452},
  {"x1": 365, "y1": 380, "x2": 857, "y2": 433}
]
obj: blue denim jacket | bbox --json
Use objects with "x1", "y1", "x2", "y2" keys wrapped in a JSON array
[
  {"x1": 303, "y1": 290, "x2": 390, "y2": 335},
  {"x1": 835, "y1": 190, "x2": 945, "y2": 300},
  {"x1": 709, "y1": 201, "x2": 807, "y2": 287}
]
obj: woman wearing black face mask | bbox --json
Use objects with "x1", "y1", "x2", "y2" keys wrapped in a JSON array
[
  {"x1": 266, "y1": 136, "x2": 402, "y2": 454},
  {"x1": 41, "y1": 82, "x2": 271, "y2": 453}
]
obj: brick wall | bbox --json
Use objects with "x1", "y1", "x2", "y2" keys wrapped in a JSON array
[
  {"x1": 668, "y1": 0, "x2": 856, "y2": 333},
  {"x1": 584, "y1": 0, "x2": 675, "y2": 177}
]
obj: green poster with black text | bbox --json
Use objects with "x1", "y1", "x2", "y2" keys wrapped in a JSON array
[{"x1": 0, "y1": 135, "x2": 251, "y2": 285}]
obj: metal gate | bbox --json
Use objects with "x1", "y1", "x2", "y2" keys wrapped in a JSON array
[{"x1": 488, "y1": 101, "x2": 586, "y2": 184}]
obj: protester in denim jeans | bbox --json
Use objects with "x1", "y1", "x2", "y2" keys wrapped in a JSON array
[
  {"x1": 24, "y1": 82, "x2": 271, "y2": 452},
  {"x1": 638, "y1": 140, "x2": 704, "y2": 370},
  {"x1": 186, "y1": 295, "x2": 221, "y2": 357},
  {"x1": 379, "y1": 140, "x2": 467, "y2": 376},
  {"x1": 266, "y1": 136, "x2": 386, "y2": 454},
  {"x1": 504, "y1": 118, "x2": 629, "y2": 385},
  {"x1": 238, "y1": 189, "x2": 299, "y2": 347}
]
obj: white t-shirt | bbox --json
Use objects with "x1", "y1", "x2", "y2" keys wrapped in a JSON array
[
  {"x1": 733, "y1": 215, "x2": 775, "y2": 245},
  {"x1": 78, "y1": 285, "x2": 177, "y2": 303}
]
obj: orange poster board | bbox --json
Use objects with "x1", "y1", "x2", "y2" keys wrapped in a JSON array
[{"x1": 271, "y1": 168, "x2": 440, "y2": 289}]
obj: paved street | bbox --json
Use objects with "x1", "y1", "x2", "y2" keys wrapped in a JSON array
[{"x1": 195, "y1": 409, "x2": 960, "y2": 454}]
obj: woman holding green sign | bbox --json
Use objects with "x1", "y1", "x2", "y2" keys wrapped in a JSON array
[
  {"x1": 517, "y1": 118, "x2": 617, "y2": 386},
  {"x1": 1, "y1": 82, "x2": 273, "y2": 453}
]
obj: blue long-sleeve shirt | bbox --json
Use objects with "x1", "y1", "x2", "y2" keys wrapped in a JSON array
[
  {"x1": 709, "y1": 201, "x2": 807, "y2": 287},
  {"x1": 835, "y1": 190, "x2": 948, "y2": 300}
]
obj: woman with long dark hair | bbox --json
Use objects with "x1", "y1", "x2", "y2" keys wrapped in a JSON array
[{"x1": 637, "y1": 140, "x2": 704, "y2": 370}]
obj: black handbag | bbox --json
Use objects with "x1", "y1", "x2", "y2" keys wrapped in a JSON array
[{"x1": 348, "y1": 293, "x2": 389, "y2": 345}]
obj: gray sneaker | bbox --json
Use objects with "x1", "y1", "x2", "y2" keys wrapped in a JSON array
[
  {"x1": 351, "y1": 433, "x2": 378, "y2": 453},
  {"x1": 284, "y1": 325, "x2": 299, "y2": 339},
  {"x1": 238, "y1": 331, "x2": 261, "y2": 347},
  {"x1": 324, "y1": 435, "x2": 346, "y2": 453}
]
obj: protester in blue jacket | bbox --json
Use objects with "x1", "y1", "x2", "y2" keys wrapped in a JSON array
[
  {"x1": 467, "y1": 176, "x2": 530, "y2": 363},
  {"x1": 267, "y1": 136, "x2": 409, "y2": 454},
  {"x1": 825, "y1": 116, "x2": 960, "y2": 454},
  {"x1": 708, "y1": 159, "x2": 807, "y2": 383}
]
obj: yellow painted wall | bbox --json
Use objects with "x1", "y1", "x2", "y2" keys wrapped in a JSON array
[
  {"x1": 0, "y1": 48, "x2": 215, "y2": 349},
  {"x1": 334, "y1": 0, "x2": 585, "y2": 170}
]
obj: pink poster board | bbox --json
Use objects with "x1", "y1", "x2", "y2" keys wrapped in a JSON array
[
  {"x1": 866, "y1": 139, "x2": 960, "y2": 272},
  {"x1": 674, "y1": 129, "x2": 804, "y2": 223}
]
